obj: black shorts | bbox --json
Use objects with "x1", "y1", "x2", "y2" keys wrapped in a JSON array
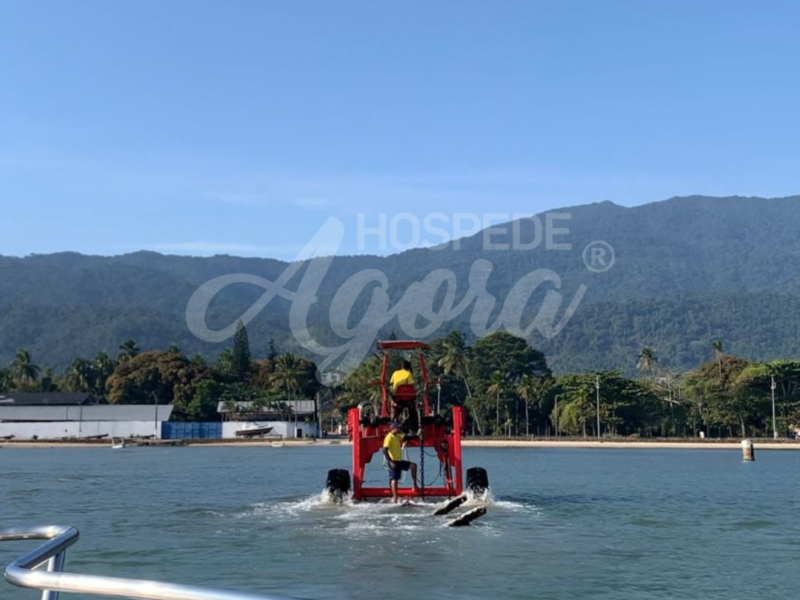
[{"x1": 389, "y1": 460, "x2": 411, "y2": 481}]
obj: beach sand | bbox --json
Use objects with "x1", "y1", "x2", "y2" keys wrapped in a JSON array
[
  {"x1": 462, "y1": 439, "x2": 800, "y2": 450},
  {"x1": 3, "y1": 439, "x2": 800, "y2": 449}
]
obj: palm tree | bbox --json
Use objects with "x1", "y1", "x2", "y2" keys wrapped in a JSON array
[
  {"x1": 270, "y1": 353, "x2": 304, "y2": 427},
  {"x1": 515, "y1": 374, "x2": 553, "y2": 436},
  {"x1": 271, "y1": 353, "x2": 303, "y2": 396},
  {"x1": 118, "y1": 338, "x2": 140, "y2": 362},
  {"x1": 10, "y1": 349, "x2": 40, "y2": 387},
  {"x1": 516, "y1": 375, "x2": 537, "y2": 437},
  {"x1": 486, "y1": 370, "x2": 506, "y2": 435},
  {"x1": 438, "y1": 330, "x2": 484, "y2": 433},
  {"x1": 712, "y1": 339, "x2": 724, "y2": 381},
  {"x1": 338, "y1": 355, "x2": 382, "y2": 409},
  {"x1": 637, "y1": 348, "x2": 657, "y2": 380},
  {"x1": 654, "y1": 370, "x2": 683, "y2": 435},
  {"x1": 39, "y1": 367, "x2": 59, "y2": 392},
  {"x1": 0, "y1": 367, "x2": 12, "y2": 392},
  {"x1": 65, "y1": 357, "x2": 94, "y2": 392},
  {"x1": 438, "y1": 330, "x2": 473, "y2": 398},
  {"x1": 221, "y1": 398, "x2": 238, "y2": 421},
  {"x1": 93, "y1": 351, "x2": 116, "y2": 396}
]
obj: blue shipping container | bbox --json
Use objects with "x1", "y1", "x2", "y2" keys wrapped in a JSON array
[{"x1": 161, "y1": 422, "x2": 222, "y2": 439}]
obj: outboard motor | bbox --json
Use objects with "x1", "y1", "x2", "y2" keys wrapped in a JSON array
[
  {"x1": 325, "y1": 469, "x2": 351, "y2": 502},
  {"x1": 466, "y1": 467, "x2": 489, "y2": 496}
]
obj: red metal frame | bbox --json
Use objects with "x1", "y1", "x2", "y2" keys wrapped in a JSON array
[
  {"x1": 377, "y1": 341, "x2": 431, "y2": 418},
  {"x1": 348, "y1": 340, "x2": 464, "y2": 500},
  {"x1": 376, "y1": 341, "x2": 429, "y2": 351}
]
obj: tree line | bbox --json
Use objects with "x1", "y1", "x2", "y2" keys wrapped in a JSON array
[
  {"x1": 2, "y1": 326, "x2": 799, "y2": 438},
  {"x1": 0, "y1": 322, "x2": 320, "y2": 422},
  {"x1": 337, "y1": 332, "x2": 800, "y2": 439}
]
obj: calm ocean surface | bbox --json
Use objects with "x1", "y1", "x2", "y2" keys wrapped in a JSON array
[{"x1": 1, "y1": 446, "x2": 798, "y2": 600}]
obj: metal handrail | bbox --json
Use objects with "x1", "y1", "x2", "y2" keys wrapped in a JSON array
[{"x1": 1, "y1": 526, "x2": 296, "y2": 600}]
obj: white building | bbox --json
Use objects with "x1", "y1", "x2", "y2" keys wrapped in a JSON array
[
  {"x1": 0, "y1": 393, "x2": 173, "y2": 440},
  {"x1": 321, "y1": 369, "x2": 344, "y2": 386},
  {"x1": 216, "y1": 400, "x2": 319, "y2": 439}
]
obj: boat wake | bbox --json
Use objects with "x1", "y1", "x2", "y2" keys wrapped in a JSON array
[
  {"x1": 262, "y1": 488, "x2": 533, "y2": 521},
  {"x1": 203, "y1": 486, "x2": 538, "y2": 530},
  {"x1": 203, "y1": 487, "x2": 540, "y2": 542}
]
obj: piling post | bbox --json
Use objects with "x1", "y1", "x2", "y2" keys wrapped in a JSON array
[{"x1": 741, "y1": 439, "x2": 755, "y2": 462}]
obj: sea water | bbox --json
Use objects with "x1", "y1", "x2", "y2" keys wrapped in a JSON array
[{"x1": 1, "y1": 446, "x2": 798, "y2": 600}]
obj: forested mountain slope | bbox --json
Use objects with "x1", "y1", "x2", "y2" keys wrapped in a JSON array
[{"x1": 2, "y1": 195, "x2": 798, "y2": 372}]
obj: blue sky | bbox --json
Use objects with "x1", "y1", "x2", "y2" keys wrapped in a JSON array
[{"x1": 1, "y1": 0, "x2": 799, "y2": 259}]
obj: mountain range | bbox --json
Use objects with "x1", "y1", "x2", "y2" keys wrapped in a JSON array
[{"x1": 2, "y1": 195, "x2": 799, "y2": 374}]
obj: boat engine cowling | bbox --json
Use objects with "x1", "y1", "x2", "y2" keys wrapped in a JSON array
[
  {"x1": 466, "y1": 467, "x2": 489, "y2": 496},
  {"x1": 325, "y1": 468, "x2": 351, "y2": 502}
]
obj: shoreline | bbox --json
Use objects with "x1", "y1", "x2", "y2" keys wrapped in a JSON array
[
  {"x1": 3, "y1": 439, "x2": 800, "y2": 450},
  {"x1": 462, "y1": 440, "x2": 800, "y2": 450}
]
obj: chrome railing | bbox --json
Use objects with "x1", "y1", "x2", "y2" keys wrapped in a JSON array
[{"x1": 1, "y1": 526, "x2": 296, "y2": 600}]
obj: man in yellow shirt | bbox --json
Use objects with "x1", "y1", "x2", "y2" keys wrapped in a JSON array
[
  {"x1": 382, "y1": 421, "x2": 418, "y2": 503},
  {"x1": 389, "y1": 360, "x2": 415, "y2": 391},
  {"x1": 389, "y1": 360, "x2": 418, "y2": 430}
]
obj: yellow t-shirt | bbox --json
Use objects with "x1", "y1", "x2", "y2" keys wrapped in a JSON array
[
  {"x1": 383, "y1": 431, "x2": 405, "y2": 461},
  {"x1": 389, "y1": 369, "x2": 414, "y2": 391}
]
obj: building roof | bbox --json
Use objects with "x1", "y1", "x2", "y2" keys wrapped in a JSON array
[
  {"x1": 0, "y1": 404, "x2": 173, "y2": 422},
  {"x1": 217, "y1": 400, "x2": 316, "y2": 415},
  {"x1": 0, "y1": 393, "x2": 104, "y2": 406}
]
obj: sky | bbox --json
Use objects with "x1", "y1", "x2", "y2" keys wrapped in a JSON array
[{"x1": 1, "y1": 0, "x2": 799, "y2": 259}]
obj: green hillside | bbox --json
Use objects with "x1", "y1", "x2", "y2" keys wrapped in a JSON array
[{"x1": 2, "y1": 195, "x2": 799, "y2": 373}]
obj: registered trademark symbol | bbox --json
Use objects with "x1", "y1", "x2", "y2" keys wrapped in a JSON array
[{"x1": 583, "y1": 240, "x2": 615, "y2": 273}]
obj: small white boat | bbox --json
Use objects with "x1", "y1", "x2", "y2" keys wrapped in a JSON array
[
  {"x1": 235, "y1": 424, "x2": 274, "y2": 438},
  {"x1": 111, "y1": 437, "x2": 128, "y2": 449},
  {"x1": 271, "y1": 442, "x2": 285, "y2": 448}
]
